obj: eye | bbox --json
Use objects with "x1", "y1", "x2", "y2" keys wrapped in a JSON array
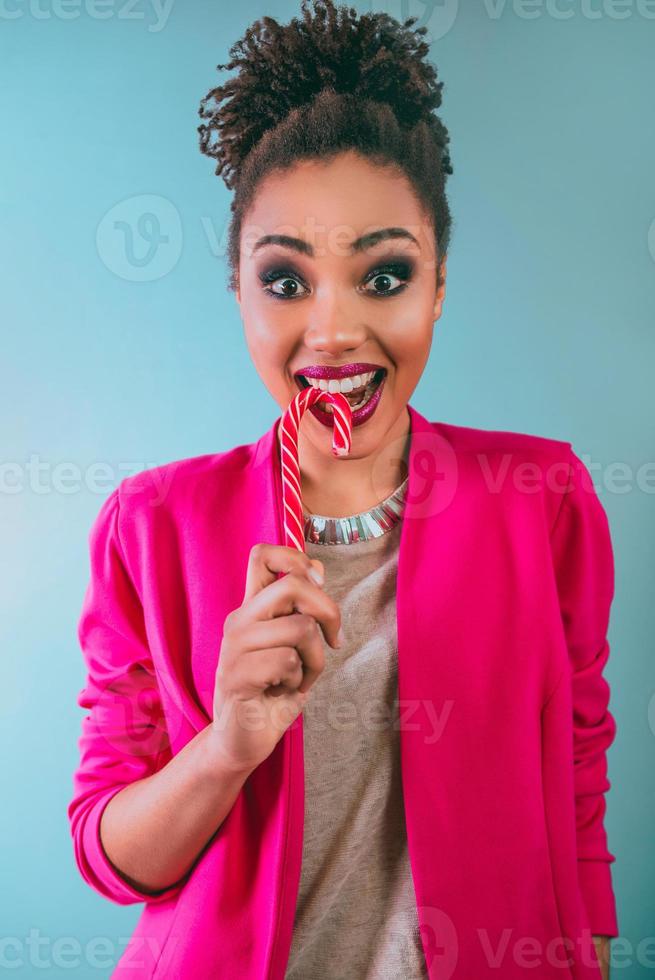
[
  {"x1": 258, "y1": 267, "x2": 308, "y2": 300},
  {"x1": 361, "y1": 261, "x2": 414, "y2": 298}
]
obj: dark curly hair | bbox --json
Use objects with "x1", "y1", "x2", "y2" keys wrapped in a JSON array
[{"x1": 198, "y1": 0, "x2": 453, "y2": 295}]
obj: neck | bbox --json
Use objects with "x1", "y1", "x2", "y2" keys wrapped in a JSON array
[{"x1": 277, "y1": 405, "x2": 411, "y2": 518}]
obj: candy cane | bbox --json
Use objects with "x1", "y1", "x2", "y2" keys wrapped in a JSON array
[{"x1": 279, "y1": 386, "x2": 353, "y2": 552}]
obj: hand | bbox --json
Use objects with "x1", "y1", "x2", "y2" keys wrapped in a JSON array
[{"x1": 209, "y1": 543, "x2": 342, "y2": 775}]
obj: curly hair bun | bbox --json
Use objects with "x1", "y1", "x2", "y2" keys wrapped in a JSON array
[{"x1": 198, "y1": 0, "x2": 452, "y2": 190}]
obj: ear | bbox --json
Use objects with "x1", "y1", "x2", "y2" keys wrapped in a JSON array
[{"x1": 433, "y1": 257, "x2": 447, "y2": 321}]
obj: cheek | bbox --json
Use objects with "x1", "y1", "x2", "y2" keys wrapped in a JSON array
[
  {"x1": 388, "y1": 314, "x2": 434, "y2": 364},
  {"x1": 244, "y1": 323, "x2": 294, "y2": 393}
]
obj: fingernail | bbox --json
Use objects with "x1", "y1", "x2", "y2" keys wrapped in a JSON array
[
  {"x1": 336, "y1": 626, "x2": 345, "y2": 648},
  {"x1": 309, "y1": 567, "x2": 324, "y2": 586}
]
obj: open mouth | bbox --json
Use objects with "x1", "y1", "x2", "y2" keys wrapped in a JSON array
[{"x1": 295, "y1": 368, "x2": 386, "y2": 414}]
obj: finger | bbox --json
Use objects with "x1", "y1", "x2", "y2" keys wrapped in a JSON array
[
  {"x1": 230, "y1": 644, "x2": 305, "y2": 698},
  {"x1": 234, "y1": 614, "x2": 326, "y2": 693},
  {"x1": 242, "y1": 543, "x2": 325, "y2": 604},
  {"x1": 242, "y1": 571, "x2": 341, "y2": 651}
]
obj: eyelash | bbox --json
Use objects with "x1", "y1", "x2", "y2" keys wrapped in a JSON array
[{"x1": 258, "y1": 261, "x2": 414, "y2": 301}]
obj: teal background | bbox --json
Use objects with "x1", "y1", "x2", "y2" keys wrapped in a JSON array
[{"x1": 1, "y1": 0, "x2": 653, "y2": 975}]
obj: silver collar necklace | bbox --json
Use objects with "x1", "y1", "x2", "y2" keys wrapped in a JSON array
[{"x1": 302, "y1": 475, "x2": 409, "y2": 545}]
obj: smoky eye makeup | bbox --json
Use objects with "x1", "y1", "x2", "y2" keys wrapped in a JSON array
[
  {"x1": 362, "y1": 257, "x2": 416, "y2": 286},
  {"x1": 258, "y1": 263, "x2": 308, "y2": 286},
  {"x1": 256, "y1": 254, "x2": 417, "y2": 299}
]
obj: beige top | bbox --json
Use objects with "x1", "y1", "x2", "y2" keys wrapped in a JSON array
[{"x1": 284, "y1": 521, "x2": 427, "y2": 979}]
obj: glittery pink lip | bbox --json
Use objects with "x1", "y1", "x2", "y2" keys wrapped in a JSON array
[
  {"x1": 305, "y1": 371, "x2": 387, "y2": 429},
  {"x1": 294, "y1": 362, "x2": 386, "y2": 381}
]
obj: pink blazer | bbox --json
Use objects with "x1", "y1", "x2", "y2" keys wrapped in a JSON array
[{"x1": 68, "y1": 403, "x2": 619, "y2": 979}]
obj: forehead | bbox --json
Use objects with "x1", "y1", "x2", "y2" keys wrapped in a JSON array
[{"x1": 241, "y1": 153, "x2": 431, "y2": 258}]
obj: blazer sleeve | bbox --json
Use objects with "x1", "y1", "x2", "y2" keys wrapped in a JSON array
[
  {"x1": 549, "y1": 445, "x2": 619, "y2": 937},
  {"x1": 67, "y1": 487, "x2": 185, "y2": 906}
]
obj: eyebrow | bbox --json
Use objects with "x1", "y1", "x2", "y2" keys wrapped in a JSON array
[{"x1": 251, "y1": 227, "x2": 421, "y2": 257}]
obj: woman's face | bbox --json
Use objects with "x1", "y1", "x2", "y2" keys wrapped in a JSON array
[{"x1": 235, "y1": 150, "x2": 446, "y2": 467}]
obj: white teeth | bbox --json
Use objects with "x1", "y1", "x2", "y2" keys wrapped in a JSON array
[
  {"x1": 301, "y1": 371, "x2": 376, "y2": 394},
  {"x1": 314, "y1": 371, "x2": 383, "y2": 414}
]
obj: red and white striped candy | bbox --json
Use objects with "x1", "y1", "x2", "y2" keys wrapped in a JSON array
[{"x1": 279, "y1": 385, "x2": 353, "y2": 552}]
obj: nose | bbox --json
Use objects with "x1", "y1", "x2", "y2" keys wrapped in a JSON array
[{"x1": 304, "y1": 313, "x2": 368, "y2": 358}]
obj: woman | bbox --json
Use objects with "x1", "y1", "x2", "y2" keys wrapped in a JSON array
[{"x1": 67, "y1": 2, "x2": 618, "y2": 977}]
